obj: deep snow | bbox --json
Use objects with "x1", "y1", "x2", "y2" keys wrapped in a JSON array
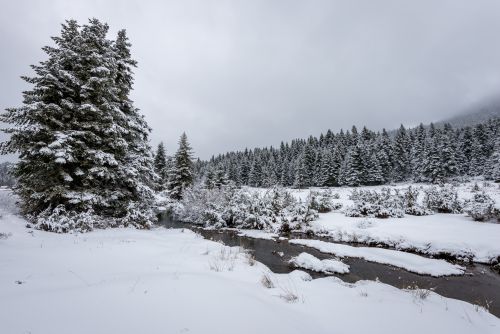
[{"x1": 1, "y1": 208, "x2": 499, "y2": 333}]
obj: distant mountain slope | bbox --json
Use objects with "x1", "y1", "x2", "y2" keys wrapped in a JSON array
[{"x1": 437, "y1": 98, "x2": 500, "y2": 128}]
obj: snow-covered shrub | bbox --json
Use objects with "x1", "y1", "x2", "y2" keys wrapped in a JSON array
[
  {"x1": 28, "y1": 201, "x2": 155, "y2": 233},
  {"x1": 0, "y1": 232, "x2": 12, "y2": 240},
  {"x1": 403, "y1": 186, "x2": 432, "y2": 216},
  {"x1": 174, "y1": 184, "x2": 318, "y2": 231},
  {"x1": 424, "y1": 185, "x2": 462, "y2": 214},
  {"x1": 29, "y1": 205, "x2": 99, "y2": 233},
  {"x1": 345, "y1": 188, "x2": 404, "y2": 218},
  {"x1": 471, "y1": 183, "x2": 481, "y2": 192},
  {"x1": 493, "y1": 208, "x2": 500, "y2": 223},
  {"x1": 261, "y1": 273, "x2": 275, "y2": 288},
  {"x1": 465, "y1": 192, "x2": 495, "y2": 222},
  {"x1": 308, "y1": 190, "x2": 337, "y2": 213}
]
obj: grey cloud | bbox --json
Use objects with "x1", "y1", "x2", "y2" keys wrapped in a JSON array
[{"x1": 2, "y1": 0, "x2": 500, "y2": 159}]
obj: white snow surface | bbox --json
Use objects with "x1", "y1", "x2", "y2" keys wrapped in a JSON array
[
  {"x1": 290, "y1": 239, "x2": 465, "y2": 277},
  {"x1": 236, "y1": 229, "x2": 279, "y2": 240},
  {"x1": 250, "y1": 182, "x2": 500, "y2": 263},
  {"x1": 1, "y1": 199, "x2": 499, "y2": 332},
  {"x1": 311, "y1": 212, "x2": 500, "y2": 263},
  {"x1": 290, "y1": 252, "x2": 350, "y2": 274}
]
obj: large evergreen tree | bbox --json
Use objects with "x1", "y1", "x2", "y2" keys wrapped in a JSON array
[{"x1": 0, "y1": 19, "x2": 155, "y2": 230}]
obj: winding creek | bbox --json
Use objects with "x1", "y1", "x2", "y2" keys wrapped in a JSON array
[{"x1": 158, "y1": 215, "x2": 500, "y2": 317}]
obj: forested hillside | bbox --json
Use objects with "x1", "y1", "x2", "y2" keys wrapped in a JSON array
[{"x1": 199, "y1": 119, "x2": 500, "y2": 188}]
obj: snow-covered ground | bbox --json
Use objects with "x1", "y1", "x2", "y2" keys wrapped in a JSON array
[
  {"x1": 249, "y1": 182, "x2": 500, "y2": 263},
  {"x1": 290, "y1": 252, "x2": 350, "y2": 274},
  {"x1": 290, "y1": 239, "x2": 465, "y2": 277},
  {"x1": 1, "y1": 196, "x2": 500, "y2": 333}
]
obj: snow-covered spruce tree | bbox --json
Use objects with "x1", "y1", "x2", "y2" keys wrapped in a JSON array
[
  {"x1": 392, "y1": 125, "x2": 411, "y2": 182},
  {"x1": 154, "y1": 142, "x2": 168, "y2": 189},
  {"x1": 0, "y1": 19, "x2": 156, "y2": 231},
  {"x1": 339, "y1": 145, "x2": 363, "y2": 186},
  {"x1": 197, "y1": 118, "x2": 499, "y2": 187},
  {"x1": 485, "y1": 136, "x2": 500, "y2": 182},
  {"x1": 168, "y1": 132, "x2": 194, "y2": 199}
]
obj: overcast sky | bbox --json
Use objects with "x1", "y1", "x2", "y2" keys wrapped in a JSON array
[{"x1": 2, "y1": 0, "x2": 500, "y2": 159}]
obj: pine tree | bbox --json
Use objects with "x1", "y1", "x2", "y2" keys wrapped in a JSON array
[
  {"x1": 423, "y1": 135, "x2": 444, "y2": 183},
  {"x1": 485, "y1": 137, "x2": 500, "y2": 182},
  {"x1": 249, "y1": 157, "x2": 263, "y2": 187},
  {"x1": 293, "y1": 153, "x2": 309, "y2": 188},
  {"x1": 392, "y1": 125, "x2": 410, "y2": 181},
  {"x1": 239, "y1": 156, "x2": 251, "y2": 185},
  {"x1": 168, "y1": 132, "x2": 194, "y2": 199},
  {"x1": 364, "y1": 151, "x2": 384, "y2": 185},
  {"x1": 154, "y1": 142, "x2": 168, "y2": 189},
  {"x1": 339, "y1": 145, "x2": 363, "y2": 186},
  {"x1": 318, "y1": 150, "x2": 340, "y2": 187},
  {"x1": 0, "y1": 19, "x2": 155, "y2": 229},
  {"x1": 440, "y1": 129, "x2": 458, "y2": 179}
]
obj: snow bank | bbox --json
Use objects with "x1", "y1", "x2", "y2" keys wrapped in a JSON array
[
  {"x1": 290, "y1": 252, "x2": 350, "y2": 274},
  {"x1": 311, "y1": 212, "x2": 500, "y2": 263},
  {"x1": 260, "y1": 182, "x2": 500, "y2": 263},
  {"x1": 1, "y1": 213, "x2": 499, "y2": 333},
  {"x1": 236, "y1": 229, "x2": 279, "y2": 240},
  {"x1": 290, "y1": 239, "x2": 465, "y2": 277}
]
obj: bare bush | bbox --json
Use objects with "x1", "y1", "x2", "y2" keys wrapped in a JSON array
[
  {"x1": 406, "y1": 285, "x2": 431, "y2": 302},
  {"x1": 208, "y1": 247, "x2": 242, "y2": 272},
  {"x1": 261, "y1": 273, "x2": 275, "y2": 289},
  {"x1": 0, "y1": 232, "x2": 12, "y2": 240}
]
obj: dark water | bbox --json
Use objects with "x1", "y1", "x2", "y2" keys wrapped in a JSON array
[{"x1": 159, "y1": 216, "x2": 500, "y2": 317}]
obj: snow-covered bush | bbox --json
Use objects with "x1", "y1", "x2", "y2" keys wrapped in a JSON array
[
  {"x1": 465, "y1": 192, "x2": 495, "y2": 222},
  {"x1": 423, "y1": 185, "x2": 462, "y2": 214},
  {"x1": 345, "y1": 188, "x2": 404, "y2": 218},
  {"x1": 28, "y1": 202, "x2": 155, "y2": 233},
  {"x1": 0, "y1": 232, "x2": 12, "y2": 240},
  {"x1": 493, "y1": 208, "x2": 500, "y2": 223},
  {"x1": 403, "y1": 186, "x2": 432, "y2": 216},
  {"x1": 174, "y1": 184, "x2": 318, "y2": 231},
  {"x1": 29, "y1": 205, "x2": 100, "y2": 233},
  {"x1": 308, "y1": 190, "x2": 340, "y2": 213}
]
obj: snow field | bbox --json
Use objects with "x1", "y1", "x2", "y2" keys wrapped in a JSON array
[{"x1": 1, "y1": 214, "x2": 499, "y2": 334}]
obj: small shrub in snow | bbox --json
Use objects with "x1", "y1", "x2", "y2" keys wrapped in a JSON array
[
  {"x1": 208, "y1": 247, "x2": 241, "y2": 272},
  {"x1": 245, "y1": 252, "x2": 256, "y2": 266},
  {"x1": 277, "y1": 282, "x2": 302, "y2": 303},
  {"x1": 0, "y1": 232, "x2": 12, "y2": 240},
  {"x1": 280, "y1": 290, "x2": 299, "y2": 303},
  {"x1": 261, "y1": 273, "x2": 275, "y2": 289},
  {"x1": 403, "y1": 186, "x2": 432, "y2": 216},
  {"x1": 309, "y1": 190, "x2": 338, "y2": 213},
  {"x1": 465, "y1": 192, "x2": 495, "y2": 222},
  {"x1": 423, "y1": 185, "x2": 462, "y2": 214},
  {"x1": 406, "y1": 285, "x2": 431, "y2": 301},
  {"x1": 359, "y1": 290, "x2": 368, "y2": 297},
  {"x1": 493, "y1": 208, "x2": 500, "y2": 223},
  {"x1": 345, "y1": 188, "x2": 404, "y2": 218}
]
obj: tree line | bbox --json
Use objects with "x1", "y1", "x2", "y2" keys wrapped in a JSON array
[{"x1": 191, "y1": 120, "x2": 500, "y2": 188}]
